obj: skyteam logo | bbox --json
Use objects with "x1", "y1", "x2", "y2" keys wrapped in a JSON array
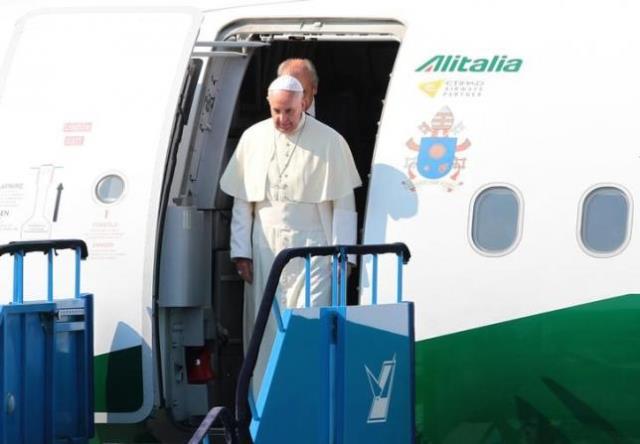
[
  {"x1": 365, "y1": 355, "x2": 397, "y2": 423},
  {"x1": 416, "y1": 55, "x2": 523, "y2": 73}
]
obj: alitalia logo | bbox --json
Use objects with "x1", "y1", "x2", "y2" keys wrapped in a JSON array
[{"x1": 416, "y1": 55, "x2": 523, "y2": 73}]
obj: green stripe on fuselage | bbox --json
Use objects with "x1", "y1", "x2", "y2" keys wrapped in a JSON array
[
  {"x1": 415, "y1": 293, "x2": 640, "y2": 443},
  {"x1": 94, "y1": 345, "x2": 143, "y2": 412}
]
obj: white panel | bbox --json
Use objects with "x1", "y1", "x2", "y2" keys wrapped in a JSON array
[
  {"x1": 0, "y1": 7, "x2": 202, "y2": 422},
  {"x1": 363, "y1": 2, "x2": 640, "y2": 342}
]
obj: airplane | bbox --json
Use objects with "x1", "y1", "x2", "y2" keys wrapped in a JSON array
[{"x1": 0, "y1": 0, "x2": 638, "y2": 442}]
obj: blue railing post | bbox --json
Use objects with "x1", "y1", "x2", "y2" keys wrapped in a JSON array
[
  {"x1": 372, "y1": 254, "x2": 378, "y2": 305},
  {"x1": 328, "y1": 311, "x2": 338, "y2": 444},
  {"x1": 339, "y1": 247, "x2": 347, "y2": 306},
  {"x1": 249, "y1": 391, "x2": 259, "y2": 421},
  {"x1": 396, "y1": 251, "x2": 404, "y2": 303},
  {"x1": 304, "y1": 254, "x2": 311, "y2": 308},
  {"x1": 271, "y1": 299, "x2": 285, "y2": 333},
  {"x1": 331, "y1": 254, "x2": 338, "y2": 307},
  {"x1": 75, "y1": 246, "x2": 81, "y2": 299},
  {"x1": 47, "y1": 249, "x2": 54, "y2": 302},
  {"x1": 13, "y1": 251, "x2": 24, "y2": 304}
]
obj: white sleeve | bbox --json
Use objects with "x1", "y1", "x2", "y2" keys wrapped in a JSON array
[
  {"x1": 332, "y1": 192, "x2": 357, "y2": 264},
  {"x1": 230, "y1": 198, "x2": 253, "y2": 260}
]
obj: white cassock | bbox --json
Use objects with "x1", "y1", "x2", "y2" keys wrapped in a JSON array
[{"x1": 219, "y1": 113, "x2": 361, "y2": 380}]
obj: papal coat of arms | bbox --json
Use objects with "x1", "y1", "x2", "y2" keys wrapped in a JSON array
[{"x1": 403, "y1": 106, "x2": 471, "y2": 192}]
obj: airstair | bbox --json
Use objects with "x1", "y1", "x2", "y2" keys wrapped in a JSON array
[
  {"x1": 191, "y1": 243, "x2": 415, "y2": 444},
  {"x1": 0, "y1": 240, "x2": 93, "y2": 444}
]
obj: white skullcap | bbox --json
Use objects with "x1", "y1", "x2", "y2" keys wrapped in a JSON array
[{"x1": 268, "y1": 75, "x2": 303, "y2": 93}]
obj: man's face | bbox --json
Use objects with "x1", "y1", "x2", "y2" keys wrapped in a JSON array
[
  {"x1": 268, "y1": 90, "x2": 305, "y2": 134},
  {"x1": 286, "y1": 70, "x2": 316, "y2": 111},
  {"x1": 294, "y1": 71, "x2": 316, "y2": 112}
]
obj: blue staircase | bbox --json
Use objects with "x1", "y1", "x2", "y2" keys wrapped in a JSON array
[
  {"x1": 191, "y1": 243, "x2": 415, "y2": 444},
  {"x1": 0, "y1": 240, "x2": 93, "y2": 444}
]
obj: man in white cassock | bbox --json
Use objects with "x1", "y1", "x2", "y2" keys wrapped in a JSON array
[{"x1": 219, "y1": 75, "x2": 361, "y2": 357}]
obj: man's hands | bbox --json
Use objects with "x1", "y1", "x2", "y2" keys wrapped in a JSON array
[{"x1": 234, "y1": 258, "x2": 253, "y2": 284}]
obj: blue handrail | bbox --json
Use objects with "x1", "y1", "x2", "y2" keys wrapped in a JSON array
[
  {"x1": 235, "y1": 243, "x2": 410, "y2": 436},
  {"x1": 191, "y1": 243, "x2": 411, "y2": 443},
  {"x1": 1, "y1": 240, "x2": 88, "y2": 304}
]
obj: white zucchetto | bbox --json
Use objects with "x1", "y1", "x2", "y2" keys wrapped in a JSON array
[{"x1": 268, "y1": 75, "x2": 304, "y2": 93}]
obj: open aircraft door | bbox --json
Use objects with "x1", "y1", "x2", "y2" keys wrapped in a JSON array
[{"x1": 0, "y1": 8, "x2": 203, "y2": 423}]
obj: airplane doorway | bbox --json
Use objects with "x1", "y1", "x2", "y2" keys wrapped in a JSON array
[
  {"x1": 208, "y1": 28, "x2": 401, "y2": 414},
  {"x1": 227, "y1": 37, "x2": 400, "y2": 251}
]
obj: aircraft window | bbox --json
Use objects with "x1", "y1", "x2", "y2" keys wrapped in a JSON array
[
  {"x1": 471, "y1": 186, "x2": 521, "y2": 255},
  {"x1": 580, "y1": 186, "x2": 631, "y2": 255},
  {"x1": 95, "y1": 174, "x2": 125, "y2": 204}
]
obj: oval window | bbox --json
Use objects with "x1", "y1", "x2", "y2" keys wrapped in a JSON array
[
  {"x1": 580, "y1": 187, "x2": 630, "y2": 255},
  {"x1": 471, "y1": 186, "x2": 521, "y2": 254},
  {"x1": 95, "y1": 174, "x2": 125, "y2": 204}
]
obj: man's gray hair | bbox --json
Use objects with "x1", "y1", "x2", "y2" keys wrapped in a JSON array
[{"x1": 277, "y1": 58, "x2": 319, "y2": 87}]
